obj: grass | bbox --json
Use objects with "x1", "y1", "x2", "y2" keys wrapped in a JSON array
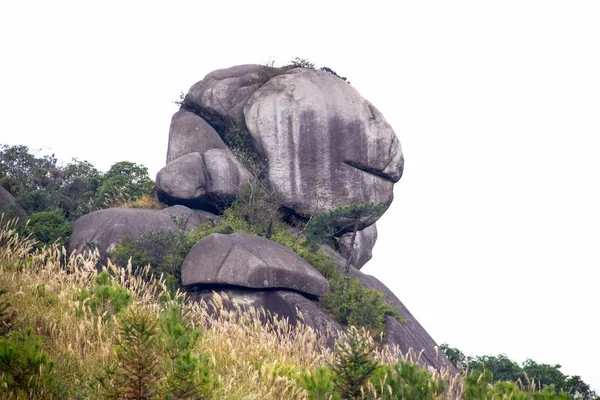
[{"x1": 0, "y1": 215, "x2": 576, "y2": 399}]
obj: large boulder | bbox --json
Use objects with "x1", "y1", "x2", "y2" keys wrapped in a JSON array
[
  {"x1": 156, "y1": 150, "x2": 250, "y2": 213},
  {"x1": 166, "y1": 110, "x2": 229, "y2": 163},
  {"x1": 244, "y1": 68, "x2": 404, "y2": 227},
  {"x1": 337, "y1": 223, "x2": 378, "y2": 269},
  {"x1": 185, "y1": 64, "x2": 272, "y2": 132},
  {"x1": 0, "y1": 186, "x2": 27, "y2": 220},
  {"x1": 186, "y1": 289, "x2": 341, "y2": 346},
  {"x1": 319, "y1": 245, "x2": 453, "y2": 370},
  {"x1": 181, "y1": 233, "x2": 329, "y2": 297},
  {"x1": 68, "y1": 205, "x2": 218, "y2": 259}
]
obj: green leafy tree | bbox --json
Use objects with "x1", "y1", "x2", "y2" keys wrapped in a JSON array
[
  {"x1": 0, "y1": 144, "x2": 104, "y2": 220},
  {"x1": 468, "y1": 354, "x2": 523, "y2": 382},
  {"x1": 96, "y1": 161, "x2": 155, "y2": 205},
  {"x1": 57, "y1": 158, "x2": 102, "y2": 219},
  {"x1": 440, "y1": 344, "x2": 467, "y2": 370},
  {"x1": 442, "y1": 345, "x2": 598, "y2": 399},
  {"x1": 0, "y1": 145, "x2": 62, "y2": 213},
  {"x1": 23, "y1": 210, "x2": 72, "y2": 247}
]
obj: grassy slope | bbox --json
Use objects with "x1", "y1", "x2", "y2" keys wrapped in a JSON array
[{"x1": 0, "y1": 216, "x2": 574, "y2": 399}]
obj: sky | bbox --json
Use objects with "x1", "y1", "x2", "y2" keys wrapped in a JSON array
[{"x1": 1, "y1": 0, "x2": 599, "y2": 391}]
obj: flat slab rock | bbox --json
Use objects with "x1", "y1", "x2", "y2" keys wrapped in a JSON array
[
  {"x1": 68, "y1": 205, "x2": 218, "y2": 259},
  {"x1": 181, "y1": 233, "x2": 329, "y2": 297}
]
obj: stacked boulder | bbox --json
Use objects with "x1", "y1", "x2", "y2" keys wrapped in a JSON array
[{"x1": 69, "y1": 64, "x2": 452, "y2": 370}]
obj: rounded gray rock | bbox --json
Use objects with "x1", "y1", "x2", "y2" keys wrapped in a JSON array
[
  {"x1": 337, "y1": 223, "x2": 378, "y2": 269},
  {"x1": 68, "y1": 205, "x2": 218, "y2": 259},
  {"x1": 186, "y1": 289, "x2": 341, "y2": 346},
  {"x1": 244, "y1": 68, "x2": 404, "y2": 226},
  {"x1": 181, "y1": 233, "x2": 330, "y2": 297},
  {"x1": 166, "y1": 110, "x2": 228, "y2": 163},
  {"x1": 156, "y1": 150, "x2": 250, "y2": 213},
  {"x1": 0, "y1": 186, "x2": 27, "y2": 220},
  {"x1": 185, "y1": 64, "x2": 272, "y2": 132}
]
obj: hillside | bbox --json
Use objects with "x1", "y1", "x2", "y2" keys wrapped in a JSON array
[{"x1": 0, "y1": 217, "x2": 584, "y2": 399}]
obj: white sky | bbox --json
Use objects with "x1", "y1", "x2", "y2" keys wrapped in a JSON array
[{"x1": 1, "y1": 0, "x2": 599, "y2": 391}]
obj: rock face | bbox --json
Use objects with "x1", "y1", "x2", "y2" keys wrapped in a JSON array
[
  {"x1": 337, "y1": 223, "x2": 378, "y2": 270},
  {"x1": 166, "y1": 110, "x2": 229, "y2": 163},
  {"x1": 186, "y1": 288, "x2": 341, "y2": 346},
  {"x1": 68, "y1": 63, "x2": 452, "y2": 372},
  {"x1": 244, "y1": 68, "x2": 404, "y2": 226},
  {"x1": 185, "y1": 64, "x2": 272, "y2": 132},
  {"x1": 182, "y1": 233, "x2": 329, "y2": 297},
  {"x1": 319, "y1": 245, "x2": 453, "y2": 370},
  {"x1": 156, "y1": 149, "x2": 250, "y2": 213},
  {"x1": 68, "y1": 205, "x2": 218, "y2": 259},
  {"x1": 0, "y1": 186, "x2": 27, "y2": 220}
]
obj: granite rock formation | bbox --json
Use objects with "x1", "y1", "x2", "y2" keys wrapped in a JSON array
[
  {"x1": 245, "y1": 68, "x2": 403, "y2": 226},
  {"x1": 68, "y1": 205, "x2": 218, "y2": 259},
  {"x1": 69, "y1": 63, "x2": 452, "y2": 371},
  {"x1": 182, "y1": 233, "x2": 329, "y2": 297}
]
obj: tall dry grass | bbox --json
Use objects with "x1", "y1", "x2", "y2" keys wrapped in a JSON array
[{"x1": 0, "y1": 215, "x2": 463, "y2": 399}]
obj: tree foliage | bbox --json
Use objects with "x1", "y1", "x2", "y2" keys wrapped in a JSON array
[
  {"x1": 441, "y1": 344, "x2": 599, "y2": 399},
  {"x1": 0, "y1": 328, "x2": 59, "y2": 398},
  {"x1": 95, "y1": 161, "x2": 154, "y2": 206},
  {"x1": 0, "y1": 144, "x2": 155, "y2": 222},
  {"x1": 23, "y1": 210, "x2": 72, "y2": 247}
]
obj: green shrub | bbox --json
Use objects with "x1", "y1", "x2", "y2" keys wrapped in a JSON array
[
  {"x1": 99, "y1": 306, "x2": 215, "y2": 400},
  {"x1": 320, "y1": 277, "x2": 400, "y2": 335},
  {"x1": 464, "y1": 370, "x2": 574, "y2": 400},
  {"x1": 330, "y1": 326, "x2": 379, "y2": 400},
  {"x1": 307, "y1": 202, "x2": 387, "y2": 245},
  {"x1": 112, "y1": 215, "x2": 193, "y2": 282},
  {"x1": 299, "y1": 366, "x2": 338, "y2": 400},
  {"x1": 160, "y1": 305, "x2": 213, "y2": 399},
  {"x1": 23, "y1": 210, "x2": 72, "y2": 247},
  {"x1": 75, "y1": 270, "x2": 133, "y2": 319},
  {"x1": 0, "y1": 328, "x2": 59, "y2": 398},
  {"x1": 111, "y1": 189, "x2": 398, "y2": 336},
  {"x1": 100, "y1": 308, "x2": 162, "y2": 399},
  {"x1": 371, "y1": 361, "x2": 446, "y2": 400},
  {"x1": 110, "y1": 235, "x2": 152, "y2": 270}
]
